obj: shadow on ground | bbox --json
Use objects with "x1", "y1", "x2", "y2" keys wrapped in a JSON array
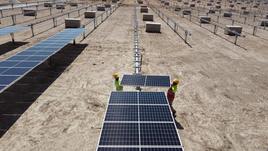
[
  {"x1": 0, "y1": 43, "x2": 87, "y2": 137},
  {"x1": 0, "y1": 42, "x2": 29, "y2": 56}
]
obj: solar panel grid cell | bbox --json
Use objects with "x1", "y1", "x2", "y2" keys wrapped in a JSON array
[
  {"x1": 109, "y1": 92, "x2": 138, "y2": 104},
  {"x1": 140, "y1": 123, "x2": 181, "y2": 146},
  {"x1": 139, "y1": 92, "x2": 168, "y2": 104},
  {"x1": 141, "y1": 148, "x2": 183, "y2": 151},
  {"x1": 121, "y1": 74, "x2": 146, "y2": 86},
  {"x1": 99, "y1": 123, "x2": 139, "y2": 146},
  {"x1": 98, "y1": 148, "x2": 139, "y2": 151},
  {"x1": 105, "y1": 105, "x2": 138, "y2": 121},
  {"x1": 145, "y1": 76, "x2": 170, "y2": 87},
  {"x1": 140, "y1": 105, "x2": 173, "y2": 122}
]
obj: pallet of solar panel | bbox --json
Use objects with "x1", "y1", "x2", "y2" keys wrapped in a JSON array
[
  {"x1": 140, "y1": 6, "x2": 148, "y2": 13},
  {"x1": 164, "y1": 1, "x2": 170, "y2": 6},
  {"x1": 69, "y1": 2, "x2": 78, "y2": 7},
  {"x1": 146, "y1": 22, "x2": 161, "y2": 33},
  {"x1": 137, "y1": 0, "x2": 143, "y2": 4},
  {"x1": 65, "y1": 18, "x2": 81, "y2": 28},
  {"x1": 56, "y1": 4, "x2": 65, "y2": 9},
  {"x1": 183, "y1": 2, "x2": 189, "y2": 5},
  {"x1": 143, "y1": 14, "x2": 154, "y2": 21},
  {"x1": 223, "y1": 12, "x2": 232, "y2": 17},
  {"x1": 44, "y1": 2, "x2": 53, "y2": 7},
  {"x1": 84, "y1": 11, "x2": 96, "y2": 18},
  {"x1": 190, "y1": 3, "x2": 195, "y2": 7},
  {"x1": 224, "y1": 25, "x2": 242, "y2": 36},
  {"x1": 97, "y1": 5, "x2": 105, "y2": 11},
  {"x1": 23, "y1": 8, "x2": 37, "y2": 16},
  {"x1": 241, "y1": 6, "x2": 247, "y2": 10},
  {"x1": 260, "y1": 19, "x2": 268, "y2": 27},
  {"x1": 208, "y1": 9, "x2": 216, "y2": 14},
  {"x1": 104, "y1": 4, "x2": 111, "y2": 8},
  {"x1": 199, "y1": 16, "x2": 211, "y2": 23},
  {"x1": 216, "y1": 5, "x2": 221, "y2": 9},
  {"x1": 182, "y1": 9, "x2": 191, "y2": 15},
  {"x1": 174, "y1": 6, "x2": 181, "y2": 11}
]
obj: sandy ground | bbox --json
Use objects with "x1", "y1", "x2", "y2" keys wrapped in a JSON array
[{"x1": 0, "y1": 0, "x2": 268, "y2": 151}]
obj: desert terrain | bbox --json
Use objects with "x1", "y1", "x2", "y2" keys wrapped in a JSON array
[{"x1": 0, "y1": 0, "x2": 268, "y2": 151}]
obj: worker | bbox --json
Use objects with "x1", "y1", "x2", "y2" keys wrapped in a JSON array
[
  {"x1": 113, "y1": 73, "x2": 123, "y2": 91},
  {"x1": 167, "y1": 79, "x2": 179, "y2": 117}
]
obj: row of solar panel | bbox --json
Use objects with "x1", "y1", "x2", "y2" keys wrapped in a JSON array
[
  {"x1": 0, "y1": 25, "x2": 29, "y2": 36},
  {"x1": 121, "y1": 74, "x2": 171, "y2": 87},
  {"x1": 97, "y1": 92, "x2": 183, "y2": 151},
  {"x1": 98, "y1": 148, "x2": 183, "y2": 151},
  {"x1": 109, "y1": 91, "x2": 168, "y2": 104},
  {"x1": 105, "y1": 105, "x2": 173, "y2": 121},
  {"x1": 0, "y1": 28, "x2": 85, "y2": 93}
]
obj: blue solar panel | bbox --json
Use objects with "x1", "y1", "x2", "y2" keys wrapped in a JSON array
[
  {"x1": 97, "y1": 91, "x2": 183, "y2": 151},
  {"x1": 140, "y1": 123, "x2": 181, "y2": 146},
  {"x1": 121, "y1": 74, "x2": 170, "y2": 87},
  {"x1": 0, "y1": 86, "x2": 4, "y2": 91},
  {"x1": 139, "y1": 92, "x2": 168, "y2": 104},
  {"x1": 140, "y1": 105, "x2": 173, "y2": 121},
  {"x1": 0, "y1": 25, "x2": 28, "y2": 36},
  {"x1": 121, "y1": 74, "x2": 146, "y2": 86},
  {"x1": 0, "y1": 61, "x2": 19, "y2": 67},
  {"x1": 145, "y1": 76, "x2": 170, "y2": 87},
  {"x1": 105, "y1": 105, "x2": 138, "y2": 121},
  {"x1": 99, "y1": 123, "x2": 139, "y2": 145},
  {"x1": 15, "y1": 61, "x2": 39, "y2": 68},
  {"x1": 109, "y1": 92, "x2": 138, "y2": 104},
  {"x1": 0, "y1": 28, "x2": 84, "y2": 93},
  {"x1": 0, "y1": 75, "x2": 19, "y2": 85},
  {"x1": 98, "y1": 148, "x2": 139, "y2": 151},
  {"x1": 141, "y1": 148, "x2": 183, "y2": 151},
  {"x1": 2, "y1": 68, "x2": 31, "y2": 75}
]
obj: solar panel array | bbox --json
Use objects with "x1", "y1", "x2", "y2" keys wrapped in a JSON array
[
  {"x1": 0, "y1": 28, "x2": 85, "y2": 93},
  {"x1": 97, "y1": 91, "x2": 184, "y2": 151},
  {"x1": 0, "y1": 25, "x2": 29, "y2": 36},
  {"x1": 121, "y1": 74, "x2": 171, "y2": 87}
]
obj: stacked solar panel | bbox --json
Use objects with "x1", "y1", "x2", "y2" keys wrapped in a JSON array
[{"x1": 97, "y1": 92, "x2": 184, "y2": 151}]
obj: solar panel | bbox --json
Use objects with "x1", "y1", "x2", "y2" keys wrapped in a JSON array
[
  {"x1": 145, "y1": 75, "x2": 171, "y2": 87},
  {"x1": 141, "y1": 148, "x2": 183, "y2": 151},
  {"x1": 99, "y1": 123, "x2": 139, "y2": 145},
  {"x1": 121, "y1": 74, "x2": 170, "y2": 87},
  {"x1": 109, "y1": 92, "x2": 138, "y2": 104},
  {"x1": 121, "y1": 74, "x2": 146, "y2": 86},
  {"x1": 0, "y1": 28, "x2": 84, "y2": 93},
  {"x1": 97, "y1": 91, "x2": 184, "y2": 151},
  {"x1": 139, "y1": 92, "x2": 168, "y2": 104},
  {"x1": 98, "y1": 148, "x2": 139, "y2": 151},
  {"x1": 105, "y1": 105, "x2": 138, "y2": 121},
  {"x1": 140, "y1": 105, "x2": 173, "y2": 121},
  {"x1": 0, "y1": 25, "x2": 28, "y2": 36},
  {"x1": 140, "y1": 123, "x2": 181, "y2": 146}
]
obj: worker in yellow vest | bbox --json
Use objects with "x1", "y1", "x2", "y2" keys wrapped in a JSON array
[
  {"x1": 113, "y1": 73, "x2": 123, "y2": 91},
  {"x1": 167, "y1": 79, "x2": 179, "y2": 117}
]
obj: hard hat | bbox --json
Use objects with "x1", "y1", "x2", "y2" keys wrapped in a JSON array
[
  {"x1": 172, "y1": 79, "x2": 179, "y2": 85},
  {"x1": 113, "y1": 73, "x2": 119, "y2": 79}
]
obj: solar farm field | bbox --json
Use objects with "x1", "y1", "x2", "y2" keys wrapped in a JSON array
[{"x1": 0, "y1": 0, "x2": 267, "y2": 151}]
